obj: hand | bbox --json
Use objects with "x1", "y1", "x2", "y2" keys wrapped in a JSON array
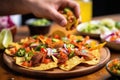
[{"x1": 26, "y1": 0, "x2": 80, "y2": 26}]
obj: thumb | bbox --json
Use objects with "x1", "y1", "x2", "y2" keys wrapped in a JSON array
[{"x1": 49, "y1": 9, "x2": 67, "y2": 26}]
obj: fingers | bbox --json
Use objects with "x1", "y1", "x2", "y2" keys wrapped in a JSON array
[
  {"x1": 49, "y1": 8, "x2": 67, "y2": 26},
  {"x1": 63, "y1": 0, "x2": 80, "y2": 18},
  {"x1": 28, "y1": 0, "x2": 80, "y2": 27},
  {"x1": 48, "y1": 0, "x2": 80, "y2": 26}
]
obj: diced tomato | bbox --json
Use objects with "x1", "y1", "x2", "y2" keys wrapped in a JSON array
[
  {"x1": 25, "y1": 47, "x2": 31, "y2": 52},
  {"x1": 67, "y1": 48, "x2": 72, "y2": 54},
  {"x1": 54, "y1": 34, "x2": 60, "y2": 39},
  {"x1": 67, "y1": 34, "x2": 71, "y2": 38},
  {"x1": 41, "y1": 52, "x2": 47, "y2": 63},
  {"x1": 60, "y1": 51, "x2": 68, "y2": 60},
  {"x1": 21, "y1": 61, "x2": 32, "y2": 67},
  {"x1": 21, "y1": 61, "x2": 29, "y2": 67},
  {"x1": 10, "y1": 47, "x2": 17, "y2": 54},
  {"x1": 40, "y1": 48, "x2": 47, "y2": 53},
  {"x1": 43, "y1": 59, "x2": 51, "y2": 64},
  {"x1": 71, "y1": 40, "x2": 76, "y2": 44},
  {"x1": 46, "y1": 38, "x2": 52, "y2": 44},
  {"x1": 110, "y1": 35, "x2": 117, "y2": 41},
  {"x1": 58, "y1": 51, "x2": 68, "y2": 64},
  {"x1": 40, "y1": 49, "x2": 48, "y2": 64},
  {"x1": 23, "y1": 43, "x2": 29, "y2": 48}
]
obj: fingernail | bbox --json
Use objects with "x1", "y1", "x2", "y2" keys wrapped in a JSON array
[{"x1": 60, "y1": 20, "x2": 67, "y2": 26}]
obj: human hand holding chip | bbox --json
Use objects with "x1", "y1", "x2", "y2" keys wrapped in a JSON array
[{"x1": 59, "y1": 8, "x2": 80, "y2": 31}]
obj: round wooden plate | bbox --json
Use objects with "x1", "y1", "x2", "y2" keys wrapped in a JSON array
[{"x1": 3, "y1": 47, "x2": 110, "y2": 78}]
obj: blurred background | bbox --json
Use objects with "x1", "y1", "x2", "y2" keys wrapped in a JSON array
[
  {"x1": 11, "y1": 0, "x2": 120, "y2": 26},
  {"x1": 93, "y1": 0, "x2": 120, "y2": 16}
]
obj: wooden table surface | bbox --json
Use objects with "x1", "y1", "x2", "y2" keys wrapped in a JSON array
[{"x1": 1, "y1": 14, "x2": 120, "y2": 80}]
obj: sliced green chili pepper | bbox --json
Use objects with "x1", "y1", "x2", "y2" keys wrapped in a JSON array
[
  {"x1": 62, "y1": 37, "x2": 69, "y2": 43},
  {"x1": 25, "y1": 51, "x2": 34, "y2": 61},
  {"x1": 66, "y1": 44, "x2": 75, "y2": 48},
  {"x1": 76, "y1": 39, "x2": 82, "y2": 43},
  {"x1": 16, "y1": 48, "x2": 26, "y2": 57},
  {"x1": 35, "y1": 44, "x2": 46, "y2": 51},
  {"x1": 85, "y1": 43, "x2": 91, "y2": 49},
  {"x1": 64, "y1": 8, "x2": 71, "y2": 14},
  {"x1": 32, "y1": 35, "x2": 38, "y2": 39},
  {"x1": 69, "y1": 51, "x2": 74, "y2": 58},
  {"x1": 52, "y1": 38, "x2": 59, "y2": 42}
]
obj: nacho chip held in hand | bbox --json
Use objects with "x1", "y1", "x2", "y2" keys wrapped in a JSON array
[{"x1": 59, "y1": 8, "x2": 79, "y2": 31}]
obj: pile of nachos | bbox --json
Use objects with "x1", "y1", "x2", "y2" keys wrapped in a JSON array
[{"x1": 5, "y1": 34, "x2": 106, "y2": 71}]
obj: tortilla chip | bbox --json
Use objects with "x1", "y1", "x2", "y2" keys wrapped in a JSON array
[
  {"x1": 5, "y1": 42, "x2": 21, "y2": 56},
  {"x1": 15, "y1": 56, "x2": 58, "y2": 71},
  {"x1": 30, "y1": 62, "x2": 58, "y2": 70},
  {"x1": 15, "y1": 57, "x2": 25, "y2": 65},
  {"x1": 60, "y1": 8, "x2": 79, "y2": 31},
  {"x1": 5, "y1": 49, "x2": 13, "y2": 56},
  {"x1": 82, "y1": 49, "x2": 100, "y2": 65},
  {"x1": 59, "y1": 56, "x2": 84, "y2": 71},
  {"x1": 52, "y1": 55, "x2": 58, "y2": 63},
  {"x1": 65, "y1": 17, "x2": 79, "y2": 31}
]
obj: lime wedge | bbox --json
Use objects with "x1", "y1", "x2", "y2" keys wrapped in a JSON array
[
  {"x1": 0, "y1": 31, "x2": 4, "y2": 49},
  {"x1": 0, "y1": 29, "x2": 13, "y2": 49}
]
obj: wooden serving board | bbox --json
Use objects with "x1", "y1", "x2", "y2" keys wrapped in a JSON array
[{"x1": 3, "y1": 47, "x2": 110, "y2": 78}]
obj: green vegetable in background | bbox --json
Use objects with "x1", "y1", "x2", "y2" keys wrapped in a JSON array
[
  {"x1": 79, "y1": 18, "x2": 119, "y2": 34},
  {"x1": 115, "y1": 22, "x2": 120, "y2": 29},
  {"x1": 31, "y1": 18, "x2": 51, "y2": 26},
  {"x1": 100, "y1": 18, "x2": 115, "y2": 30},
  {"x1": 81, "y1": 22, "x2": 100, "y2": 33}
]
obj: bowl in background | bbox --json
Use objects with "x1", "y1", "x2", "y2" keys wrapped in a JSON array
[
  {"x1": 25, "y1": 18, "x2": 53, "y2": 35},
  {"x1": 76, "y1": 21, "x2": 100, "y2": 38},
  {"x1": 100, "y1": 31, "x2": 120, "y2": 51},
  {"x1": 106, "y1": 58, "x2": 120, "y2": 78},
  {"x1": 101, "y1": 39, "x2": 120, "y2": 51}
]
